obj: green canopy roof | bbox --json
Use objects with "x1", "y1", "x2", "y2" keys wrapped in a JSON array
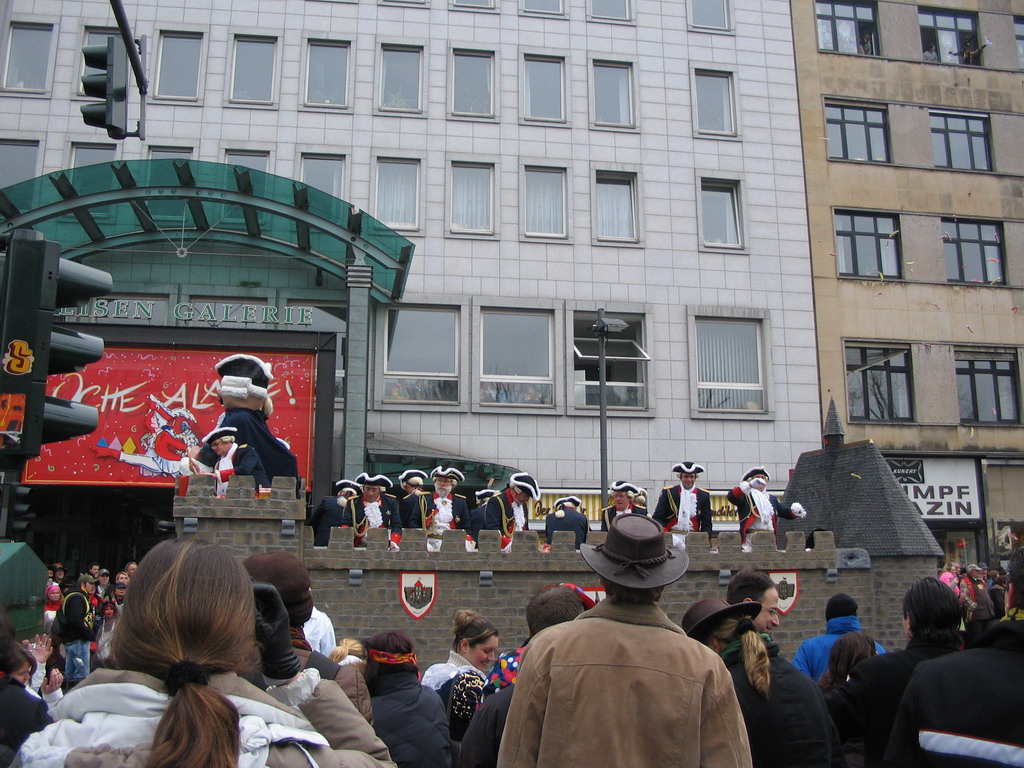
[{"x1": 0, "y1": 159, "x2": 414, "y2": 302}]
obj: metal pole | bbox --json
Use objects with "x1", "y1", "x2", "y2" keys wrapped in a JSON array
[{"x1": 597, "y1": 308, "x2": 609, "y2": 511}]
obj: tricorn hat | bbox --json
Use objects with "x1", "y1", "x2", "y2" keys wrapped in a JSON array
[
  {"x1": 476, "y1": 489, "x2": 498, "y2": 502},
  {"x1": 742, "y1": 466, "x2": 771, "y2": 482},
  {"x1": 399, "y1": 469, "x2": 428, "y2": 485},
  {"x1": 509, "y1": 473, "x2": 540, "y2": 501},
  {"x1": 609, "y1": 480, "x2": 640, "y2": 495},
  {"x1": 554, "y1": 496, "x2": 583, "y2": 510},
  {"x1": 334, "y1": 479, "x2": 362, "y2": 496},
  {"x1": 356, "y1": 472, "x2": 393, "y2": 490},
  {"x1": 672, "y1": 462, "x2": 706, "y2": 475},
  {"x1": 216, "y1": 354, "x2": 273, "y2": 400},
  {"x1": 431, "y1": 466, "x2": 465, "y2": 483},
  {"x1": 202, "y1": 426, "x2": 237, "y2": 445},
  {"x1": 580, "y1": 513, "x2": 688, "y2": 589},
  {"x1": 681, "y1": 598, "x2": 762, "y2": 644}
]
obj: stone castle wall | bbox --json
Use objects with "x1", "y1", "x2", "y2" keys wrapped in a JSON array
[{"x1": 175, "y1": 476, "x2": 939, "y2": 664}]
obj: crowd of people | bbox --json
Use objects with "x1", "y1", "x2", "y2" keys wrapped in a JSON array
[{"x1": 2, "y1": 521, "x2": 1022, "y2": 767}]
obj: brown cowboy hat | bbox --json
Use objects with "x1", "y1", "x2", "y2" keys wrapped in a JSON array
[
  {"x1": 681, "y1": 598, "x2": 762, "y2": 644},
  {"x1": 580, "y1": 513, "x2": 688, "y2": 589}
]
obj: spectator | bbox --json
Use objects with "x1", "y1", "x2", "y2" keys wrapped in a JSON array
[
  {"x1": 883, "y1": 548, "x2": 1024, "y2": 766},
  {"x1": 304, "y1": 604, "x2": 338, "y2": 657},
  {"x1": 819, "y1": 632, "x2": 878, "y2": 768},
  {"x1": 727, "y1": 569, "x2": 782, "y2": 635},
  {"x1": 498, "y1": 514, "x2": 751, "y2": 768},
  {"x1": 93, "y1": 600, "x2": 120, "y2": 668},
  {"x1": 826, "y1": 577, "x2": 961, "y2": 768},
  {"x1": 123, "y1": 561, "x2": 137, "y2": 581},
  {"x1": 95, "y1": 569, "x2": 112, "y2": 600},
  {"x1": 330, "y1": 638, "x2": 367, "y2": 667},
  {"x1": 0, "y1": 637, "x2": 50, "y2": 763},
  {"x1": 960, "y1": 563, "x2": 995, "y2": 645},
  {"x1": 938, "y1": 562, "x2": 959, "y2": 594},
  {"x1": 682, "y1": 597, "x2": 844, "y2": 768},
  {"x1": 990, "y1": 573, "x2": 1007, "y2": 619},
  {"x1": 18, "y1": 538, "x2": 394, "y2": 767},
  {"x1": 41, "y1": 585, "x2": 61, "y2": 635},
  {"x1": 109, "y1": 579, "x2": 128, "y2": 607},
  {"x1": 792, "y1": 593, "x2": 885, "y2": 682},
  {"x1": 55, "y1": 574, "x2": 96, "y2": 688},
  {"x1": 421, "y1": 611, "x2": 499, "y2": 692},
  {"x1": 365, "y1": 630, "x2": 451, "y2": 768}
]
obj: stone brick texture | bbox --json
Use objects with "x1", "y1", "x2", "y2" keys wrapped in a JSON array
[{"x1": 176, "y1": 478, "x2": 938, "y2": 666}]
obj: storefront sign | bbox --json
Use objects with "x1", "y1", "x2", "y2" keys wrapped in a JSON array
[
  {"x1": 22, "y1": 346, "x2": 315, "y2": 486},
  {"x1": 58, "y1": 299, "x2": 314, "y2": 326},
  {"x1": 886, "y1": 458, "x2": 981, "y2": 521}
]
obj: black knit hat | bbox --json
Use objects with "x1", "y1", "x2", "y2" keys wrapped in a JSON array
[{"x1": 825, "y1": 593, "x2": 858, "y2": 621}]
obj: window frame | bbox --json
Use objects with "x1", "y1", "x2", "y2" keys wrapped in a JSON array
[
  {"x1": 383, "y1": 307, "x2": 461, "y2": 405},
  {"x1": 478, "y1": 309, "x2": 556, "y2": 407},
  {"x1": 72, "y1": 143, "x2": 117, "y2": 168},
  {"x1": 593, "y1": 171, "x2": 638, "y2": 243},
  {"x1": 689, "y1": 0, "x2": 731, "y2": 31},
  {"x1": 230, "y1": 36, "x2": 277, "y2": 104},
  {"x1": 379, "y1": 45, "x2": 423, "y2": 113},
  {"x1": 449, "y1": 162, "x2": 495, "y2": 235},
  {"x1": 1016, "y1": 17, "x2": 1024, "y2": 71},
  {"x1": 571, "y1": 311, "x2": 650, "y2": 410},
  {"x1": 919, "y1": 8, "x2": 981, "y2": 66},
  {"x1": 155, "y1": 31, "x2": 203, "y2": 100},
  {"x1": 452, "y1": 0, "x2": 496, "y2": 10},
  {"x1": 592, "y1": 60, "x2": 634, "y2": 128},
  {"x1": 305, "y1": 40, "x2": 349, "y2": 108},
  {"x1": 451, "y1": 49, "x2": 494, "y2": 118},
  {"x1": 301, "y1": 154, "x2": 346, "y2": 198},
  {"x1": 522, "y1": 166, "x2": 568, "y2": 239},
  {"x1": 224, "y1": 150, "x2": 269, "y2": 173},
  {"x1": 590, "y1": 0, "x2": 632, "y2": 22},
  {"x1": 816, "y1": 1, "x2": 878, "y2": 55},
  {"x1": 0, "y1": 140, "x2": 39, "y2": 186},
  {"x1": 693, "y1": 317, "x2": 767, "y2": 414},
  {"x1": 942, "y1": 218, "x2": 1004, "y2": 285},
  {"x1": 522, "y1": 0, "x2": 564, "y2": 15},
  {"x1": 845, "y1": 345, "x2": 914, "y2": 422},
  {"x1": 825, "y1": 103, "x2": 889, "y2": 163},
  {"x1": 956, "y1": 352, "x2": 1020, "y2": 425},
  {"x1": 834, "y1": 210, "x2": 901, "y2": 279},
  {"x1": 523, "y1": 55, "x2": 566, "y2": 123},
  {"x1": 4, "y1": 23, "x2": 53, "y2": 92},
  {"x1": 930, "y1": 111, "x2": 990, "y2": 171},
  {"x1": 375, "y1": 158, "x2": 421, "y2": 231},
  {"x1": 698, "y1": 178, "x2": 743, "y2": 249},
  {"x1": 694, "y1": 69, "x2": 736, "y2": 136}
]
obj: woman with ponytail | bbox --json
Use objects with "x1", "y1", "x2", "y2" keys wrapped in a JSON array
[
  {"x1": 16, "y1": 539, "x2": 396, "y2": 768},
  {"x1": 682, "y1": 598, "x2": 844, "y2": 768}
]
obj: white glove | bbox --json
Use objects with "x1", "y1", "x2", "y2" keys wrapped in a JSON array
[
  {"x1": 751, "y1": 478, "x2": 767, "y2": 491},
  {"x1": 739, "y1": 481, "x2": 752, "y2": 493},
  {"x1": 791, "y1": 502, "x2": 806, "y2": 518},
  {"x1": 389, "y1": 541, "x2": 400, "y2": 552}
]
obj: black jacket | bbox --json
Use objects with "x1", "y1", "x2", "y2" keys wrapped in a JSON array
[
  {"x1": 600, "y1": 505, "x2": 648, "y2": 532},
  {"x1": 722, "y1": 639, "x2": 845, "y2": 768},
  {"x1": 199, "y1": 408, "x2": 300, "y2": 490},
  {"x1": 883, "y1": 621, "x2": 1024, "y2": 768},
  {"x1": 0, "y1": 676, "x2": 50, "y2": 758},
  {"x1": 59, "y1": 589, "x2": 94, "y2": 642},
  {"x1": 310, "y1": 495, "x2": 345, "y2": 546},
  {"x1": 652, "y1": 485, "x2": 713, "y2": 533},
  {"x1": 370, "y1": 672, "x2": 451, "y2": 768},
  {"x1": 457, "y1": 685, "x2": 513, "y2": 768},
  {"x1": 825, "y1": 638, "x2": 959, "y2": 768}
]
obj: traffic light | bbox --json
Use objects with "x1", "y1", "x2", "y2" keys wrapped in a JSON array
[
  {"x1": 0, "y1": 230, "x2": 112, "y2": 465},
  {"x1": 81, "y1": 36, "x2": 129, "y2": 140}
]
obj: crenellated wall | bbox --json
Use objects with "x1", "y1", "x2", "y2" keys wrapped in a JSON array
[{"x1": 175, "y1": 476, "x2": 938, "y2": 664}]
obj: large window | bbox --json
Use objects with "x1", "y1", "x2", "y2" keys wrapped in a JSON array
[
  {"x1": 225, "y1": 151, "x2": 268, "y2": 172},
  {"x1": 919, "y1": 9, "x2": 981, "y2": 65},
  {"x1": 826, "y1": 104, "x2": 888, "y2": 162},
  {"x1": 73, "y1": 144, "x2": 116, "y2": 167},
  {"x1": 376, "y1": 159, "x2": 419, "y2": 229},
  {"x1": 306, "y1": 41, "x2": 348, "y2": 106},
  {"x1": 942, "y1": 219, "x2": 1003, "y2": 285},
  {"x1": 594, "y1": 172, "x2": 637, "y2": 241},
  {"x1": 523, "y1": 0, "x2": 562, "y2": 13},
  {"x1": 480, "y1": 311, "x2": 553, "y2": 405},
  {"x1": 450, "y1": 163, "x2": 493, "y2": 233},
  {"x1": 816, "y1": 2, "x2": 877, "y2": 55},
  {"x1": 835, "y1": 211, "x2": 900, "y2": 278},
  {"x1": 700, "y1": 180, "x2": 741, "y2": 247},
  {"x1": 696, "y1": 319, "x2": 764, "y2": 411},
  {"x1": 454, "y1": 0, "x2": 494, "y2": 8},
  {"x1": 695, "y1": 71, "x2": 735, "y2": 134},
  {"x1": 231, "y1": 37, "x2": 275, "y2": 102},
  {"x1": 150, "y1": 147, "x2": 192, "y2": 160},
  {"x1": 385, "y1": 309, "x2": 459, "y2": 403},
  {"x1": 380, "y1": 46, "x2": 421, "y2": 111},
  {"x1": 691, "y1": 0, "x2": 729, "y2": 30},
  {"x1": 452, "y1": 50, "x2": 493, "y2": 116},
  {"x1": 302, "y1": 155, "x2": 345, "y2": 197},
  {"x1": 931, "y1": 112, "x2": 990, "y2": 171},
  {"x1": 524, "y1": 167, "x2": 567, "y2": 237},
  {"x1": 573, "y1": 312, "x2": 649, "y2": 408},
  {"x1": 957, "y1": 354, "x2": 1019, "y2": 424},
  {"x1": 593, "y1": 62, "x2": 633, "y2": 127},
  {"x1": 0, "y1": 141, "x2": 38, "y2": 187},
  {"x1": 524, "y1": 57, "x2": 564, "y2": 121},
  {"x1": 156, "y1": 33, "x2": 202, "y2": 98},
  {"x1": 4, "y1": 24, "x2": 51, "y2": 90},
  {"x1": 591, "y1": 0, "x2": 630, "y2": 21},
  {"x1": 846, "y1": 346, "x2": 912, "y2": 421}
]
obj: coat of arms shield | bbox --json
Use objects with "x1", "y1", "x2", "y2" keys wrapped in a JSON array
[
  {"x1": 769, "y1": 570, "x2": 799, "y2": 615},
  {"x1": 399, "y1": 571, "x2": 438, "y2": 620}
]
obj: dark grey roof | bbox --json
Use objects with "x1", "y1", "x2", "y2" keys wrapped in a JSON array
[
  {"x1": 780, "y1": 438, "x2": 942, "y2": 557},
  {"x1": 823, "y1": 398, "x2": 845, "y2": 443}
]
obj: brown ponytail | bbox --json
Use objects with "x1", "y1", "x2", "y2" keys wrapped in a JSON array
[{"x1": 148, "y1": 683, "x2": 240, "y2": 768}]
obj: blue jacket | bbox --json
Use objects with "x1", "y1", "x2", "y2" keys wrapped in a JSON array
[{"x1": 792, "y1": 615, "x2": 886, "y2": 682}]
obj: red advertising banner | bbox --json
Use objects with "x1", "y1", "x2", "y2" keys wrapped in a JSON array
[{"x1": 22, "y1": 346, "x2": 315, "y2": 486}]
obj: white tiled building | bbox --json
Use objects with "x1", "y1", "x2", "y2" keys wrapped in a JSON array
[{"x1": 1, "y1": 0, "x2": 820, "y2": 507}]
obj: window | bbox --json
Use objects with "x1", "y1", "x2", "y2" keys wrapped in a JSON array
[
  {"x1": 919, "y1": 9, "x2": 981, "y2": 65},
  {"x1": 846, "y1": 346, "x2": 912, "y2": 421},
  {"x1": 931, "y1": 112, "x2": 990, "y2": 171},
  {"x1": 306, "y1": 42, "x2": 348, "y2": 106},
  {"x1": 0, "y1": 141, "x2": 38, "y2": 187},
  {"x1": 150, "y1": 147, "x2": 192, "y2": 160},
  {"x1": 452, "y1": 51, "x2": 493, "y2": 116},
  {"x1": 695, "y1": 71, "x2": 735, "y2": 134},
  {"x1": 692, "y1": 0, "x2": 729, "y2": 29},
  {"x1": 480, "y1": 311, "x2": 553, "y2": 405},
  {"x1": 225, "y1": 151, "x2": 268, "y2": 173},
  {"x1": 156, "y1": 33, "x2": 202, "y2": 98},
  {"x1": 523, "y1": 0, "x2": 562, "y2": 12},
  {"x1": 816, "y1": 2, "x2": 877, "y2": 55},
  {"x1": 302, "y1": 155, "x2": 345, "y2": 198},
  {"x1": 380, "y1": 47, "x2": 421, "y2": 111},
  {"x1": 942, "y1": 219, "x2": 1003, "y2": 285},
  {"x1": 450, "y1": 163, "x2": 493, "y2": 233},
  {"x1": 826, "y1": 104, "x2": 888, "y2": 162},
  {"x1": 80, "y1": 29, "x2": 116, "y2": 94},
  {"x1": 524, "y1": 57, "x2": 564, "y2": 121},
  {"x1": 957, "y1": 354, "x2": 1019, "y2": 424},
  {"x1": 376, "y1": 159, "x2": 419, "y2": 229},
  {"x1": 593, "y1": 62, "x2": 633, "y2": 127},
  {"x1": 73, "y1": 144, "x2": 116, "y2": 167},
  {"x1": 1016, "y1": 18, "x2": 1024, "y2": 70},
  {"x1": 592, "y1": 0, "x2": 630, "y2": 21},
  {"x1": 385, "y1": 309, "x2": 459, "y2": 403},
  {"x1": 4, "y1": 24, "x2": 51, "y2": 90},
  {"x1": 524, "y1": 167, "x2": 567, "y2": 237},
  {"x1": 231, "y1": 37, "x2": 275, "y2": 102},
  {"x1": 573, "y1": 313, "x2": 649, "y2": 407},
  {"x1": 594, "y1": 172, "x2": 637, "y2": 241},
  {"x1": 700, "y1": 180, "x2": 741, "y2": 247},
  {"x1": 696, "y1": 319, "x2": 764, "y2": 411},
  {"x1": 454, "y1": 0, "x2": 494, "y2": 8},
  {"x1": 834, "y1": 211, "x2": 900, "y2": 278}
]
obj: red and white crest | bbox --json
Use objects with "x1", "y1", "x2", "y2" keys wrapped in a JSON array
[
  {"x1": 399, "y1": 572, "x2": 437, "y2": 620},
  {"x1": 769, "y1": 571, "x2": 799, "y2": 615}
]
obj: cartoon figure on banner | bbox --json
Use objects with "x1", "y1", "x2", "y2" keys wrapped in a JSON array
[{"x1": 91, "y1": 395, "x2": 200, "y2": 477}]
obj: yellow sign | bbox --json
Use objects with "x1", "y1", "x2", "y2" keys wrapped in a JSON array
[{"x1": 2, "y1": 339, "x2": 35, "y2": 375}]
